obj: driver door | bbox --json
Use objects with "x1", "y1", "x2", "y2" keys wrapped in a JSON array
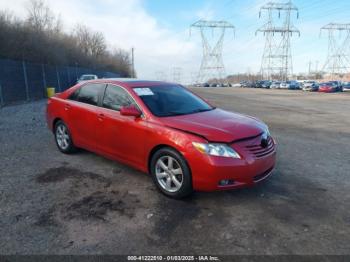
[{"x1": 97, "y1": 84, "x2": 149, "y2": 167}]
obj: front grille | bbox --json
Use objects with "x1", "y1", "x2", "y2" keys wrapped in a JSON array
[{"x1": 245, "y1": 136, "x2": 275, "y2": 159}]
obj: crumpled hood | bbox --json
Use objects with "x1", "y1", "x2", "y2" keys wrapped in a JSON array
[{"x1": 160, "y1": 108, "x2": 267, "y2": 143}]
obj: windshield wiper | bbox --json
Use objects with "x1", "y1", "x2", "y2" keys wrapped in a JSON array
[
  {"x1": 166, "y1": 111, "x2": 190, "y2": 116},
  {"x1": 164, "y1": 107, "x2": 215, "y2": 117},
  {"x1": 188, "y1": 108, "x2": 216, "y2": 114}
]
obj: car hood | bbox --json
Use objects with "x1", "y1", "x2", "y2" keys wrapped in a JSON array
[{"x1": 160, "y1": 109, "x2": 266, "y2": 143}]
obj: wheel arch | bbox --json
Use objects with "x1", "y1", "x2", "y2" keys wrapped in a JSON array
[
  {"x1": 52, "y1": 117, "x2": 62, "y2": 132},
  {"x1": 147, "y1": 144, "x2": 191, "y2": 175},
  {"x1": 148, "y1": 144, "x2": 171, "y2": 174}
]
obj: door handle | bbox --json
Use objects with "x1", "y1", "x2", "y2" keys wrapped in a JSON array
[{"x1": 98, "y1": 113, "x2": 105, "y2": 121}]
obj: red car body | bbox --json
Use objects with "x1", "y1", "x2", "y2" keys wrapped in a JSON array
[
  {"x1": 318, "y1": 82, "x2": 341, "y2": 93},
  {"x1": 319, "y1": 85, "x2": 335, "y2": 93},
  {"x1": 47, "y1": 79, "x2": 276, "y2": 192}
]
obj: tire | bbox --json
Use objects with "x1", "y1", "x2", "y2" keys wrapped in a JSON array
[
  {"x1": 150, "y1": 147, "x2": 193, "y2": 199},
  {"x1": 54, "y1": 120, "x2": 77, "y2": 154}
]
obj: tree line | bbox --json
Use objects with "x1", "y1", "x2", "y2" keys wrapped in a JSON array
[{"x1": 0, "y1": 0, "x2": 132, "y2": 77}]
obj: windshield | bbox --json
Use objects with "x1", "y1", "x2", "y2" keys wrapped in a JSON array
[{"x1": 134, "y1": 85, "x2": 214, "y2": 117}]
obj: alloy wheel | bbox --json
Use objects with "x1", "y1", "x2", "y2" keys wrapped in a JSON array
[
  {"x1": 155, "y1": 156, "x2": 183, "y2": 193},
  {"x1": 56, "y1": 124, "x2": 70, "y2": 150}
]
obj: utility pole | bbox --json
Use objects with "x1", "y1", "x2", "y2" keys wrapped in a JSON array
[
  {"x1": 190, "y1": 20, "x2": 235, "y2": 84},
  {"x1": 256, "y1": 1, "x2": 300, "y2": 81},
  {"x1": 320, "y1": 23, "x2": 350, "y2": 80},
  {"x1": 131, "y1": 47, "x2": 135, "y2": 78},
  {"x1": 308, "y1": 61, "x2": 312, "y2": 76}
]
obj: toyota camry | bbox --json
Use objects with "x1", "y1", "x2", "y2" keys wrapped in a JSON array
[{"x1": 46, "y1": 79, "x2": 277, "y2": 198}]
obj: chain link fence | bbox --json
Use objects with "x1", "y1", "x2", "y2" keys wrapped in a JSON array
[{"x1": 0, "y1": 58, "x2": 121, "y2": 107}]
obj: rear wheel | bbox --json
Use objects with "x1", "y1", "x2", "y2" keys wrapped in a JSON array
[
  {"x1": 54, "y1": 120, "x2": 77, "y2": 154},
  {"x1": 150, "y1": 147, "x2": 193, "y2": 199}
]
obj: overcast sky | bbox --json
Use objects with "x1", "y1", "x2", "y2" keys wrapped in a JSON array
[{"x1": 1, "y1": 0, "x2": 350, "y2": 82}]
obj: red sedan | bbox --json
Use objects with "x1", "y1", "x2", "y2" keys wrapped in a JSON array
[
  {"x1": 47, "y1": 79, "x2": 276, "y2": 198},
  {"x1": 319, "y1": 82, "x2": 342, "y2": 93}
]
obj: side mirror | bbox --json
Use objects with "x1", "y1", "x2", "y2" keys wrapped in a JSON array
[{"x1": 120, "y1": 105, "x2": 142, "y2": 118}]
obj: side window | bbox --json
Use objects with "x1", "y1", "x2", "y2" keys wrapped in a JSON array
[
  {"x1": 70, "y1": 83, "x2": 105, "y2": 106},
  {"x1": 102, "y1": 85, "x2": 135, "y2": 111},
  {"x1": 68, "y1": 88, "x2": 80, "y2": 101}
]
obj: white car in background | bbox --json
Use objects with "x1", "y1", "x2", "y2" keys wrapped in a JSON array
[
  {"x1": 270, "y1": 81, "x2": 281, "y2": 89},
  {"x1": 342, "y1": 82, "x2": 350, "y2": 91},
  {"x1": 302, "y1": 81, "x2": 319, "y2": 91},
  {"x1": 280, "y1": 80, "x2": 300, "y2": 90},
  {"x1": 77, "y1": 74, "x2": 98, "y2": 83}
]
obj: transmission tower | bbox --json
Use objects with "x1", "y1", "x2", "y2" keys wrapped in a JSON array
[
  {"x1": 256, "y1": 1, "x2": 300, "y2": 81},
  {"x1": 190, "y1": 20, "x2": 235, "y2": 84},
  {"x1": 172, "y1": 67, "x2": 183, "y2": 83},
  {"x1": 320, "y1": 23, "x2": 350, "y2": 79}
]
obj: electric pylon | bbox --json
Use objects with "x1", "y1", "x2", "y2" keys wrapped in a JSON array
[
  {"x1": 190, "y1": 20, "x2": 235, "y2": 84},
  {"x1": 320, "y1": 23, "x2": 350, "y2": 79},
  {"x1": 256, "y1": 1, "x2": 300, "y2": 81}
]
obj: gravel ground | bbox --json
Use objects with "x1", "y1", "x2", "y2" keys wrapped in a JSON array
[{"x1": 0, "y1": 88, "x2": 349, "y2": 255}]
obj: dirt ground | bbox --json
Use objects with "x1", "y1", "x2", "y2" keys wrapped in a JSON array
[{"x1": 0, "y1": 88, "x2": 349, "y2": 255}]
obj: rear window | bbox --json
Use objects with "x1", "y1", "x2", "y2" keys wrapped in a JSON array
[{"x1": 69, "y1": 83, "x2": 105, "y2": 106}]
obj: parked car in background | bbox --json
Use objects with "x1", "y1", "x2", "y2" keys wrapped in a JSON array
[
  {"x1": 280, "y1": 80, "x2": 300, "y2": 90},
  {"x1": 253, "y1": 81, "x2": 263, "y2": 88},
  {"x1": 240, "y1": 81, "x2": 252, "y2": 88},
  {"x1": 329, "y1": 81, "x2": 343, "y2": 91},
  {"x1": 249, "y1": 81, "x2": 256, "y2": 88},
  {"x1": 77, "y1": 74, "x2": 98, "y2": 83},
  {"x1": 239, "y1": 81, "x2": 247, "y2": 87},
  {"x1": 231, "y1": 83, "x2": 241, "y2": 87},
  {"x1": 261, "y1": 80, "x2": 272, "y2": 89},
  {"x1": 279, "y1": 82, "x2": 288, "y2": 89},
  {"x1": 342, "y1": 82, "x2": 350, "y2": 91},
  {"x1": 302, "y1": 81, "x2": 319, "y2": 92},
  {"x1": 270, "y1": 81, "x2": 281, "y2": 89},
  {"x1": 319, "y1": 82, "x2": 343, "y2": 93},
  {"x1": 46, "y1": 79, "x2": 276, "y2": 198}
]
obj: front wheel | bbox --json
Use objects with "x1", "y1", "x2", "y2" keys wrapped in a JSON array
[
  {"x1": 54, "y1": 120, "x2": 77, "y2": 154},
  {"x1": 150, "y1": 147, "x2": 193, "y2": 199}
]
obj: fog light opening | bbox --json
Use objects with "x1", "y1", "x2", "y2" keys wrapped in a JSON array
[{"x1": 218, "y1": 179, "x2": 235, "y2": 187}]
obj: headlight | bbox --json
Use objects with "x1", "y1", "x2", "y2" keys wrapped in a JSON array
[{"x1": 192, "y1": 142, "x2": 241, "y2": 159}]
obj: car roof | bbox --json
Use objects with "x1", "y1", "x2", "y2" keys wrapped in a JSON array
[{"x1": 83, "y1": 78, "x2": 176, "y2": 88}]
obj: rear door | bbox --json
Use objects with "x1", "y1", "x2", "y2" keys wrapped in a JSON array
[
  {"x1": 65, "y1": 83, "x2": 106, "y2": 150},
  {"x1": 97, "y1": 84, "x2": 148, "y2": 166}
]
